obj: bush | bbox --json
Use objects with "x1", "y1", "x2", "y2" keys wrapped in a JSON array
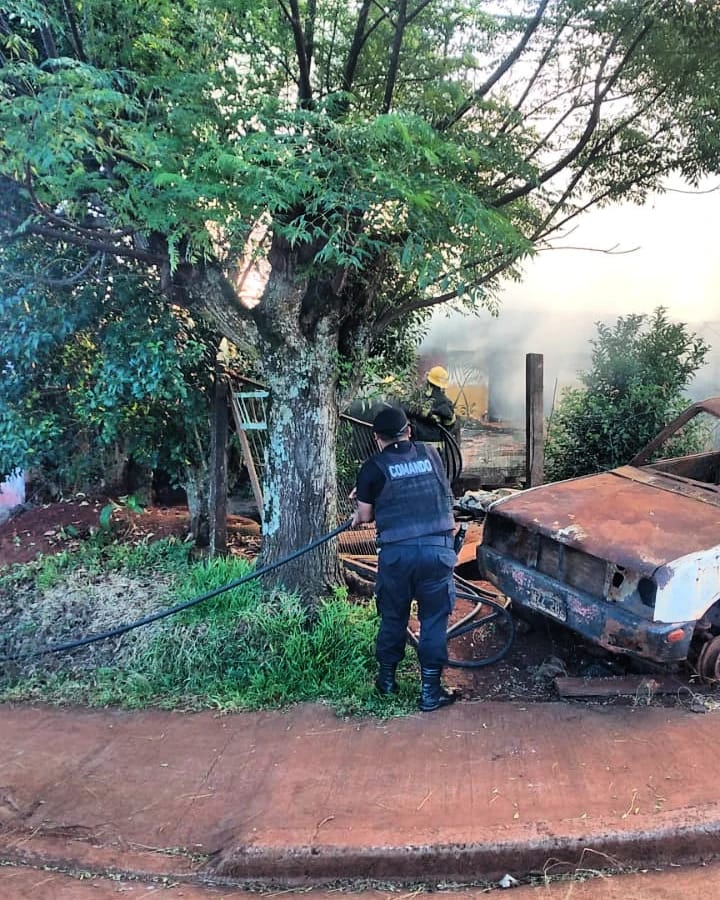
[{"x1": 545, "y1": 307, "x2": 709, "y2": 481}]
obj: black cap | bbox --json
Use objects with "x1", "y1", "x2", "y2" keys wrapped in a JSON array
[{"x1": 373, "y1": 406, "x2": 409, "y2": 438}]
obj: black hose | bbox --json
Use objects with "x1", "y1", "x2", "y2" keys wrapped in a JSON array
[
  {"x1": 2, "y1": 518, "x2": 353, "y2": 664},
  {"x1": 342, "y1": 556, "x2": 515, "y2": 668},
  {"x1": 444, "y1": 592, "x2": 515, "y2": 669}
]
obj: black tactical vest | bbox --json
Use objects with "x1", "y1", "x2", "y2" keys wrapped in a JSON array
[{"x1": 371, "y1": 442, "x2": 454, "y2": 544}]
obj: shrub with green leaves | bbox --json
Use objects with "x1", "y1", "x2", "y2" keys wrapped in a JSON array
[
  {"x1": 0, "y1": 263, "x2": 224, "y2": 495},
  {"x1": 544, "y1": 308, "x2": 709, "y2": 482}
]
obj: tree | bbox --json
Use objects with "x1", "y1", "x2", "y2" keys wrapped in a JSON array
[
  {"x1": 544, "y1": 307, "x2": 709, "y2": 481},
  {"x1": 2, "y1": 1, "x2": 720, "y2": 598},
  {"x1": 0, "y1": 241, "x2": 244, "y2": 540}
]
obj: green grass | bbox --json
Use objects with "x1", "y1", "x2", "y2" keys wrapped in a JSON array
[
  {"x1": 0, "y1": 533, "x2": 194, "y2": 591},
  {"x1": 0, "y1": 537, "x2": 419, "y2": 717}
]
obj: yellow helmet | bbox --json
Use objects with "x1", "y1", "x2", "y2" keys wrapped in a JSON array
[{"x1": 426, "y1": 365, "x2": 449, "y2": 388}]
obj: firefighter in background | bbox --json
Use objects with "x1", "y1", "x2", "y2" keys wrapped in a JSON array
[{"x1": 407, "y1": 366, "x2": 461, "y2": 447}]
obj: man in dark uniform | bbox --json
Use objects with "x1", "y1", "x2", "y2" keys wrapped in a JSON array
[{"x1": 350, "y1": 407, "x2": 458, "y2": 711}]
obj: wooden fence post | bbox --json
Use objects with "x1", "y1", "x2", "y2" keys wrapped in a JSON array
[
  {"x1": 525, "y1": 353, "x2": 544, "y2": 488},
  {"x1": 209, "y1": 366, "x2": 228, "y2": 556}
]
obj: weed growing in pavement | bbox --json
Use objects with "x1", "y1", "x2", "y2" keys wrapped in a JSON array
[{"x1": 0, "y1": 538, "x2": 418, "y2": 717}]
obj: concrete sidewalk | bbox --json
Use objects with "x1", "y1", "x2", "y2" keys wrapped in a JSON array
[{"x1": 1, "y1": 701, "x2": 719, "y2": 890}]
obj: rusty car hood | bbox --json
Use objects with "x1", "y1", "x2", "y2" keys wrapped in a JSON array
[{"x1": 490, "y1": 466, "x2": 720, "y2": 572}]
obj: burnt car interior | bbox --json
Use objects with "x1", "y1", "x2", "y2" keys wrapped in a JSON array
[
  {"x1": 643, "y1": 450, "x2": 720, "y2": 486},
  {"x1": 629, "y1": 399, "x2": 720, "y2": 489}
]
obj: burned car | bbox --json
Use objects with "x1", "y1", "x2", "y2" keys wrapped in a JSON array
[{"x1": 477, "y1": 398, "x2": 720, "y2": 676}]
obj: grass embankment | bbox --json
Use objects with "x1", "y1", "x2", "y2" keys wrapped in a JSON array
[{"x1": 0, "y1": 537, "x2": 417, "y2": 716}]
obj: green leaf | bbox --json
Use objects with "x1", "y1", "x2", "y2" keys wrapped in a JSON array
[{"x1": 99, "y1": 504, "x2": 114, "y2": 531}]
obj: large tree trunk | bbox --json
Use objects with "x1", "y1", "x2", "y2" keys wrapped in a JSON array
[
  {"x1": 175, "y1": 256, "x2": 351, "y2": 603},
  {"x1": 257, "y1": 298, "x2": 343, "y2": 604}
]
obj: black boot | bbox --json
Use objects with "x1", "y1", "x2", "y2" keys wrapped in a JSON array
[
  {"x1": 419, "y1": 666, "x2": 457, "y2": 712},
  {"x1": 375, "y1": 663, "x2": 399, "y2": 695}
]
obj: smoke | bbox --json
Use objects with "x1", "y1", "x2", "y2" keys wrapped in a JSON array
[
  {"x1": 421, "y1": 306, "x2": 720, "y2": 425},
  {"x1": 420, "y1": 180, "x2": 720, "y2": 423}
]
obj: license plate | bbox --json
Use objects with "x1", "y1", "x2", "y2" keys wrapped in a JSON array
[{"x1": 526, "y1": 588, "x2": 567, "y2": 622}]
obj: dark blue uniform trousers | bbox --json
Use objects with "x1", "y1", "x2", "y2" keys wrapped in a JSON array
[{"x1": 375, "y1": 541, "x2": 456, "y2": 669}]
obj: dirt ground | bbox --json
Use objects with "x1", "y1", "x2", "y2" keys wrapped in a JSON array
[
  {"x1": 0, "y1": 498, "x2": 261, "y2": 568},
  {"x1": 0, "y1": 498, "x2": 710, "y2": 706}
]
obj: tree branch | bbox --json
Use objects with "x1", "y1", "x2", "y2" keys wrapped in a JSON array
[
  {"x1": 343, "y1": 0, "x2": 389, "y2": 93},
  {"x1": 497, "y1": 10, "x2": 571, "y2": 137},
  {"x1": 495, "y1": 18, "x2": 653, "y2": 208},
  {"x1": 533, "y1": 157, "x2": 681, "y2": 247},
  {"x1": 324, "y1": 3, "x2": 340, "y2": 94},
  {"x1": 405, "y1": 0, "x2": 435, "y2": 26},
  {"x1": 278, "y1": 0, "x2": 313, "y2": 105},
  {"x1": 61, "y1": 0, "x2": 86, "y2": 62},
  {"x1": 22, "y1": 166, "x2": 136, "y2": 242},
  {"x1": 304, "y1": 0, "x2": 317, "y2": 72},
  {"x1": 1, "y1": 212, "x2": 165, "y2": 265},
  {"x1": 434, "y1": 0, "x2": 550, "y2": 132},
  {"x1": 2, "y1": 252, "x2": 104, "y2": 287},
  {"x1": 379, "y1": 0, "x2": 439, "y2": 113},
  {"x1": 372, "y1": 246, "x2": 518, "y2": 333},
  {"x1": 382, "y1": 0, "x2": 407, "y2": 114},
  {"x1": 38, "y1": 23, "x2": 56, "y2": 59},
  {"x1": 529, "y1": 90, "x2": 670, "y2": 240}
]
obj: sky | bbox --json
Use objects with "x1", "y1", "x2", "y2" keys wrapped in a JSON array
[
  {"x1": 504, "y1": 180, "x2": 720, "y2": 322},
  {"x1": 422, "y1": 179, "x2": 720, "y2": 419}
]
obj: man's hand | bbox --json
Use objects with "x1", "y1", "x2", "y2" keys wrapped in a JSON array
[
  {"x1": 350, "y1": 488, "x2": 375, "y2": 527},
  {"x1": 349, "y1": 488, "x2": 361, "y2": 528}
]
